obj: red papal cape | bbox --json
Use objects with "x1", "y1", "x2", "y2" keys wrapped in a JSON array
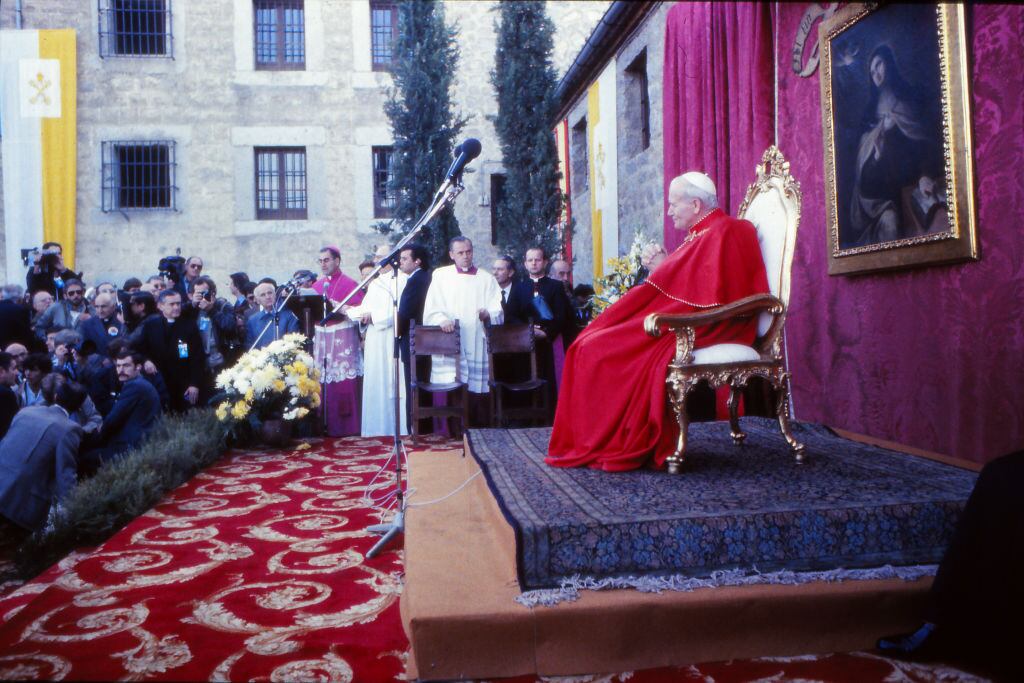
[{"x1": 546, "y1": 209, "x2": 769, "y2": 471}]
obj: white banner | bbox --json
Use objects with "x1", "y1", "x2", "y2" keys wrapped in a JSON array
[
  {"x1": 19, "y1": 58, "x2": 62, "y2": 118},
  {"x1": 1, "y1": 31, "x2": 45, "y2": 282}
]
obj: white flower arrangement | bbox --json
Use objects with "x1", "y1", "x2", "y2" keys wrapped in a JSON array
[
  {"x1": 214, "y1": 333, "x2": 321, "y2": 428},
  {"x1": 591, "y1": 231, "x2": 656, "y2": 317}
]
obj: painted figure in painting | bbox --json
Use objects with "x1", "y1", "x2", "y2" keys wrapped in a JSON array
[{"x1": 847, "y1": 45, "x2": 945, "y2": 247}]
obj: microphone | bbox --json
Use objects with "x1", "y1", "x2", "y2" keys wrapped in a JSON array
[{"x1": 445, "y1": 138, "x2": 482, "y2": 181}]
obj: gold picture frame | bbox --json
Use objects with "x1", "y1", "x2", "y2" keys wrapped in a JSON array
[{"x1": 819, "y1": 3, "x2": 977, "y2": 276}]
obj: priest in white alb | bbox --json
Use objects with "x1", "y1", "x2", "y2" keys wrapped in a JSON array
[
  {"x1": 343, "y1": 244, "x2": 408, "y2": 437},
  {"x1": 422, "y1": 236, "x2": 503, "y2": 426}
]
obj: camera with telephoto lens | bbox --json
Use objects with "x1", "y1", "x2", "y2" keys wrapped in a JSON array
[
  {"x1": 21, "y1": 247, "x2": 61, "y2": 270},
  {"x1": 158, "y1": 255, "x2": 186, "y2": 284}
]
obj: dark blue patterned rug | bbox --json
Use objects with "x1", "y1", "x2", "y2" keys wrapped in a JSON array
[{"x1": 466, "y1": 418, "x2": 977, "y2": 591}]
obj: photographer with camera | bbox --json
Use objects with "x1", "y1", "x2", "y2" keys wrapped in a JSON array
[
  {"x1": 33, "y1": 279, "x2": 94, "y2": 341},
  {"x1": 25, "y1": 242, "x2": 80, "y2": 300},
  {"x1": 184, "y1": 276, "x2": 235, "y2": 396}
]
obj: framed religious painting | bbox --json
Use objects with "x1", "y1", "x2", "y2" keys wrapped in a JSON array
[{"x1": 819, "y1": 3, "x2": 977, "y2": 276}]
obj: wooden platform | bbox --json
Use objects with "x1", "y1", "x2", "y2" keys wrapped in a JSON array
[{"x1": 400, "y1": 430, "x2": 977, "y2": 681}]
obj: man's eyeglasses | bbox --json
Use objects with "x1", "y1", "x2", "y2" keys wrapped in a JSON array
[
  {"x1": 189, "y1": 264, "x2": 203, "y2": 270},
  {"x1": 66, "y1": 290, "x2": 83, "y2": 296}
]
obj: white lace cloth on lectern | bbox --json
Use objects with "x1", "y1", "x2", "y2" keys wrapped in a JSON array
[{"x1": 313, "y1": 322, "x2": 363, "y2": 383}]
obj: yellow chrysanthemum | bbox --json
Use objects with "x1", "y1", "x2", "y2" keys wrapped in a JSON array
[{"x1": 231, "y1": 400, "x2": 250, "y2": 419}]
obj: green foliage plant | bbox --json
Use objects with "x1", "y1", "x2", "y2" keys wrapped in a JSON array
[
  {"x1": 491, "y1": 0, "x2": 564, "y2": 263},
  {"x1": 380, "y1": 0, "x2": 468, "y2": 266},
  {"x1": 13, "y1": 409, "x2": 229, "y2": 580}
]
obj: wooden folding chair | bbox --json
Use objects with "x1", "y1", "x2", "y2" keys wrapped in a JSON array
[
  {"x1": 409, "y1": 321, "x2": 469, "y2": 445},
  {"x1": 485, "y1": 323, "x2": 548, "y2": 427}
]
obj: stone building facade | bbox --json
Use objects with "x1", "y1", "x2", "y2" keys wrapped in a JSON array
[
  {"x1": 556, "y1": 1, "x2": 670, "y2": 286},
  {"x1": 0, "y1": 0, "x2": 607, "y2": 288}
]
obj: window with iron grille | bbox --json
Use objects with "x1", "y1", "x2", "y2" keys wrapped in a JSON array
[
  {"x1": 372, "y1": 146, "x2": 396, "y2": 218},
  {"x1": 255, "y1": 147, "x2": 308, "y2": 220},
  {"x1": 101, "y1": 141, "x2": 177, "y2": 212},
  {"x1": 370, "y1": 1, "x2": 398, "y2": 72},
  {"x1": 254, "y1": 0, "x2": 306, "y2": 70},
  {"x1": 98, "y1": 0, "x2": 173, "y2": 58}
]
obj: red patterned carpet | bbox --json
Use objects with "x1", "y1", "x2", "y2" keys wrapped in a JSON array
[{"x1": 0, "y1": 436, "x2": 987, "y2": 682}]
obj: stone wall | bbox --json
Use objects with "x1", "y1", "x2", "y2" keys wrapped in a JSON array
[
  {"x1": 563, "y1": 1, "x2": 670, "y2": 287},
  {"x1": 0, "y1": 0, "x2": 607, "y2": 288}
]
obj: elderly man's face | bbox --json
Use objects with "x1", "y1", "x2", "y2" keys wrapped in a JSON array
[
  {"x1": 94, "y1": 293, "x2": 118, "y2": 318},
  {"x1": 667, "y1": 183, "x2": 702, "y2": 231},
  {"x1": 550, "y1": 260, "x2": 571, "y2": 283},
  {"x1": 4, "y1": 344, "x2": 28, "y2": 369},
  {"x1": 449, "y1": 240, "x2": 474, "y2": 270},
  {"x1": 32, "y1": 291, "x2": 54, "y2": 313},
  {"x1": 255, "y1": 283, "x2": 276, "y2": 310}
]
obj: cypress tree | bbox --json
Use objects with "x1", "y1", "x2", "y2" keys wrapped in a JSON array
[
  {"x1": 491, "y1": 0, "x2": 563, "y2": 263},
  {"x1": 382, "y1": 0, "x2": 467, "y2": 266}
]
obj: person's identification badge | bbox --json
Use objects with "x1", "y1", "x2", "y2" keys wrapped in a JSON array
[
  {"x1": 107, "y1": 325, "x2": 119, "y2": 336},
  {"x1": 198, "y1": 317, "x2": 210, "y2": 331},
  {"x1": 177, "y1": 341, "x2": 189, "y2": 359}
]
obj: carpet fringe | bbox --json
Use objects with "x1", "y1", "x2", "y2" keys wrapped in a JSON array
[{"x1": 514, "y1": 564, "x2": 938, "y2": 608}]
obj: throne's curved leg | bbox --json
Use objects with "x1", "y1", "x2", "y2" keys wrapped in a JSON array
[
  {"x1": 728, "y1": 380, "x2": 746, "y2": 445},
  {"x1": 665, "y1": 373, "x2": 689, "y2": 474},
  {"x1": 775, "y1": 371, "x2": 806, "y2": 463}
]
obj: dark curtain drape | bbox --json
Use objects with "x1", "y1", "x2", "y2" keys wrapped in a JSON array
[{"x1": 663, "y1": 2, "x2": 775, "y2": 250}]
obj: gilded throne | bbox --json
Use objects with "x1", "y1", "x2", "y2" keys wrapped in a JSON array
[{"x1": 644, "y1": 147, "x2": 804, "y2": 474}]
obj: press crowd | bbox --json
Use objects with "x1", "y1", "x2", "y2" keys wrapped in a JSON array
[{"x1": 0, "y1": 239, "x2": 602, "y2": 538}]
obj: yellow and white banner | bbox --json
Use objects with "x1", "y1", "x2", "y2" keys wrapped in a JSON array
[
  {"x1": 587, "y1": 60, "x2": 618, "y2": 280},
  {"x1": 1, "y1": 29, "x2": 77, "y2": 280}
]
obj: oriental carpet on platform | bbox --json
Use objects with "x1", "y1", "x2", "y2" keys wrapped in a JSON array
[
  {"x1": 0, "y1": 435, "x2": 986, "y2": 682},
  {"x1": 467, "y1": 418, "x2": 978, "y2": 590}
]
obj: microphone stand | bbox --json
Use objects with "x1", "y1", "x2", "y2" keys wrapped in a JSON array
[
  {"x1": 248, "y1": 283, "x2": 299, "y2": 353},
  {"x1": 365, "y1": 175, "x2": 465, "y2": 559}
]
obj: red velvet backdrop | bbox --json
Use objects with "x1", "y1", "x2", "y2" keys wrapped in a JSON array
[
  {"x1": 662, "y1": 2, "x2": 775, "y2": 251},
  {"x1": 776, "y1": 4, "x2": 1024, "y2": 463}
]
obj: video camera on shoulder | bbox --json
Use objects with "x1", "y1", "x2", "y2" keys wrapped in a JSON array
[
  {"x1": 20, "y1": 247, "x2": 61, "y2": 270},
  {"x1": 158, "y1": 255, "x2": 187, "y2": 284}
]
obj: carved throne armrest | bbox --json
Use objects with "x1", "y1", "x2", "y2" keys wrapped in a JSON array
[{"x1": 643, "y1": 293, "x2": 785, "y2": 364}]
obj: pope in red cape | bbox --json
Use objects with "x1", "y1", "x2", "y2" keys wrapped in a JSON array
[{"x1": 546, "y1": 172, "x2": 769, "y2": 471}]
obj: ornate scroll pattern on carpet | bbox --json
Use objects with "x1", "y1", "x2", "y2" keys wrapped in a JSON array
[
  {"x1": 468, "y1": 418, "x2": 978, "y2": 589},
  {"x1": 0, "y1": 435, "x2": 456, "y2": 682}
]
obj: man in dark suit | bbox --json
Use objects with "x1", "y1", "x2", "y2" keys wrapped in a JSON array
[
  {"x1": 0, "y1": 381, "x2": 86, "y2": 533},
  {"x1": 505, "y1": 247, "x2": 574, "y2": 420},
  {"x1": 492, "y1": 256, "x2": 519, "y2": 323},
  {"x1": 0, "y1": 285, "x2": 33, "y2": 349},
  {"x1": 0, "y1": 352, "x2": 19, "y2": 439},
  {"x1": 397, "y1": 244, "x2": 432, "y2": 428},
  {"x1": 80, "y1": 350, "x2": 161, "y2": 472},
  {"x1": 133, "y1": 289, "x2": 205, "y2": 412}
]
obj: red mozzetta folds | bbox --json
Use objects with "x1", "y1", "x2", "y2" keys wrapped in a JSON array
[{"x1": 546, "y1": 209, "x2": 769, "y2": 472}]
